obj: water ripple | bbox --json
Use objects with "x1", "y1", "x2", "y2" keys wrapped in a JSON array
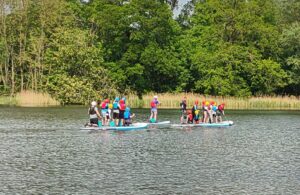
[{"x1": 0, "y1": 108, "x2": 299, "y2": 194}]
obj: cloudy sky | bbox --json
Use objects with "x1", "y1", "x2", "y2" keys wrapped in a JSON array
[
  {"x1": 174, "y1": 0, "x2": 190, "y2": 17},
  {"x1": 80, "y1": 0, "x2": 190, "y2": 17}
]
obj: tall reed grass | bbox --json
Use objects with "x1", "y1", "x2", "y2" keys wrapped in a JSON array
[
  {"x1": 0, "y1": 96, "x2": 17, "y2": 106},
  {"x1": 15, "y1": 90, "x2": 60, "y2": 107},
  {"x1": 126, "y1": 93, "x2": 300, "y2": 110}
]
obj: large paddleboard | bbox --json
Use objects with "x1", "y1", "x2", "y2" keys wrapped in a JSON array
[
  {"x1": 172, "y1": 121, "x2": 234, "y2": 128},
  {"x1": 80, "y1": 123, "x2": 148, "y2": 131},
  {"x1": 148, "y1": 121, "x2": 171, "y2": 128}
]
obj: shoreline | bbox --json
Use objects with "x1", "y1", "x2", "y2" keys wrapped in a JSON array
[{"x1": 1, "y1": 92, "x2": 300, "y2": 110}]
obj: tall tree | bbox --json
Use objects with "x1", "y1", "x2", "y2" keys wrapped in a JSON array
[{"x1": 179, "y1": 0, "x2": 286, "y2": 95}]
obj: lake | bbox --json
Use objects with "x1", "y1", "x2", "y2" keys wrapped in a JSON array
[{"x1": 0, "y1": 107, "x2": 299, "y2": 194}]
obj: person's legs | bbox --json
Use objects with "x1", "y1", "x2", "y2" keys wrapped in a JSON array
[
  {"x1": 125, "y1": 119, "x2": 132, "y2": 126},
  {"x1": 219, "y1": 113, "x2": 223, "y2": 122},
  {"x1": 208, "y1": 110, "x2": 213, "y2": 123},
  {"x1": 118, "y1": 110, "x2": 124, "y2": 126},
  {"x1": 180, "y1": 112, "x2": 185, "y2": 124},
  {"x1": 90, "y1": 118, "x2": 98, "y2": 126},
  {"x1": 116, "y1": 113, "x2": 119, "y2": 127},
  {"x1": 216, "y1": 110, "x2": 222, "y2": 122},
  {"x1": 101, "y1": 111, "x2": 106, "y2": 125},
  {"x1": 203, "y1": 111, "x2": 207, "y2": 123},
  {"x1": 149, "y1": 110, "x2": 154, "y2": 120},
  {"x1": 113, "y1": 112, "x2": 116, "y2": 124},
  {"x1": 154, "y1": 110, "x2": 157, "y2": 121}
]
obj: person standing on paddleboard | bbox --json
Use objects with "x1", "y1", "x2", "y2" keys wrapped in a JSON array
[
  {"x1": 212, "y1": 102, "x2": 218, "y2": 123},
  {"x1": 119, "y1": 99, "x2": 126, "y2": 126},
  {"x1": 180, "y1": 97, "x2": 187, "y2": 124},
  {"x1": 216, "y1": 103, "x2": 225, "y2": 122},
  {"x1": 149, "y1": 95, "x2": 160, "y2": 123},
  {"x1": 101, "y1": 99, "x2": 109, "y2": 126},
  {"x1": 112, "y1": 97, "x2": 120, "y2": 126},
  {"x1": 192, "y1": 100, "x2": 199, "y2": 123},
  {"x1": 88, "y1": 101, "x2": 101, "y2": 127}
]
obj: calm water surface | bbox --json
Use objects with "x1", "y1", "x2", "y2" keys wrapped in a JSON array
[{"x1": 0, "y1": 107, "x2": 299, "y2": 194}]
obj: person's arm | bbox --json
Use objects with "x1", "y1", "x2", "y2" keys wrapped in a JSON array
[{"x1": 130, "y1": 113, "x2": 135, "y2": 118}]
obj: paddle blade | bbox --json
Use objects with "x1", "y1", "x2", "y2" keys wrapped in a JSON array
[{"x1": 110, "y1": 121, "x2": 115, "y2": 127}]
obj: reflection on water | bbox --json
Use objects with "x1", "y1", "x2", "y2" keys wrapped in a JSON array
[{"x1": 0, "y1": 107, "x2": 299, "y2": 194}]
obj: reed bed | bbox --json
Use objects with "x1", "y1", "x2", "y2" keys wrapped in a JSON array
[
  {"x1": 0, "y1": 96, "x2": 17, "y2": 106},
  {"x1": 126, "y1": 93, "x2": 300, "y2": 110},
  {"x1": 15, "y1": 90, "x2": 60, "y2": 107}
]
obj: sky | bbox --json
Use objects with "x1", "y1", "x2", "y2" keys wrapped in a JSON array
[
  {"x1": 80, "y1": 0, "x2": 190, "y2": 17},
  {"x1": 174, "y1": 0, "x2": 190, "y2": 17}
]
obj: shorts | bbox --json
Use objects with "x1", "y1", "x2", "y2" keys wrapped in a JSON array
[
  {"x1": 101, "y1": 110, "x2": 107, "y2": 118},
  {"x1": 113, "y1": 112, "x2": 119, "y2": 119},
  {"x1": 90, "y1": 118, "x2": 98, "y2": 125},
  {"x1": 113, "y1": 109, "x2": 119, "y2": 113},
  {"x1": 106, "y1": 113, "x2": 110, "y2": 120},
  {"x1": 119, "y1": 110, "x2": 125, "y2": 119},
  {"x1": 124, "y1": 119, "x2": 131, "y2": 126},
  {"x1": 151, "y1": 108, "x2": 157, "y2": 113}
]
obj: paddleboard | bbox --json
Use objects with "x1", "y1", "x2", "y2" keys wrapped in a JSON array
[
  {"x1": 148, "y1": 121, "x2": 171, "y2": 128},
  {"x1": 172, "y1": 120, "x2": 234, "y2": 128},
  {"x1": 80, "y1": 123, "x2": 148, "y2": 131}
]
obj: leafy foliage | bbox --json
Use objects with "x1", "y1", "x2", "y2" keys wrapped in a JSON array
[{"x1": 0, "y1": 0, "x2": 299, "y2": 103}]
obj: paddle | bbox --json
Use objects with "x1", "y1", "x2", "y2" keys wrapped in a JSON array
[
  {"x1": 109, "y1": 120, "x2": 116, "y2": 127},
  {"x1": 223, "y1": 112, "x2": 229, "y2": 122}
]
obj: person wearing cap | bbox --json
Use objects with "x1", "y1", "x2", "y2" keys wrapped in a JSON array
[
  {"x1": 149, "y1": 95, "x2": 160, "y2": 123},
  {"x1": 87, "y1": 101, "x2": 101, "y2": 126}
]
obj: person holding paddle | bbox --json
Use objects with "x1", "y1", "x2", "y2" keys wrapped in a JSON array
[
  {"x1": 216, "y1": 103, "x2": 225, "y2": 122},
  {"x1": 149, "y1": 95, "x2": 160, "y2": 123},
  {"x1": 87, "y1": 101, "x2": 101, "y2": 127},
  {"x1": 180, "y1": 97, "x2": 187, "y2": 124}
]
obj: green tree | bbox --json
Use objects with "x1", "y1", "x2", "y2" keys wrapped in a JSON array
[
  {"x1": 279, "y1": 23, "x2": 300, "y2": 94},
  {"x1": 179, "y1": 0, "x2": 286, "y2": 96},
  {"x1": 45, "y1": 27, "x2": 116, "y2": 104}
]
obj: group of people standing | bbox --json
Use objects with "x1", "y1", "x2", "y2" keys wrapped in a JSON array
[
  {"x1": 86, "y1": 95, "x2": 225, "y2": 127},
  {"x1": 179, "y1": 97, "x2": 225, "y2": 124},
  {"x1": 87, "y1": 97, "x2": 135, "y2": 127},
  {"x1": 87, "y1": 95, "x2": 161, "y2": 127}
]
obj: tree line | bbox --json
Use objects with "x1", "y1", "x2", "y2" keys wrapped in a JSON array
[{"x1": 0, "y1": 0, "x2": 299, "y2": 104}]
